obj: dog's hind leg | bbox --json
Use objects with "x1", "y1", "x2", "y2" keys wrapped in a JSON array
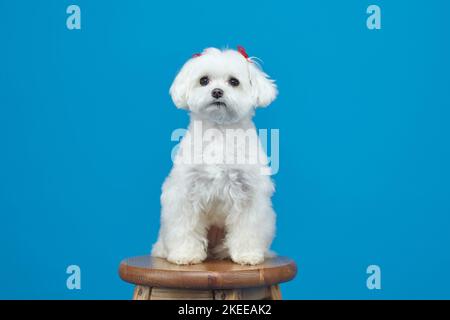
[{"x1": 151, "y1": 231, "x2": 167, "y2": 258}]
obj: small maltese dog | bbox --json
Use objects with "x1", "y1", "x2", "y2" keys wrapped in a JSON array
[{"x1": 152, "y1": 47, "x2": 278, "y2": 265}]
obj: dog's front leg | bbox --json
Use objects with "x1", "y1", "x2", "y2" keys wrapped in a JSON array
[
  {"x1": 225, "y1": 199, "x2": 276, "y2": 265},
  {"x1": 158, "y1": 187, "x2": 208, "y2": 265}
]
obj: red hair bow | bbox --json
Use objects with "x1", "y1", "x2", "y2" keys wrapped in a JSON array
[
  {"x1": 192, "y1": 46, "x2": 251, "y2": 60},
  {"x1": 237, "y1": 45, "x2": 249, "y2": 59}
]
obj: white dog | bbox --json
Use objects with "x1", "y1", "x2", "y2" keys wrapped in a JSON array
[{"x1": 151, "y1": 47, "x2": 278, "y2": 265}]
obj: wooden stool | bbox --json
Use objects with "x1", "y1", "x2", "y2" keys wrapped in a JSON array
[
  {"x1": 119, "y1": 227, "x2": 297, "y2": 300},
  {"x1": 119, "y1": 256, "x2": 297, "y2": 300}
]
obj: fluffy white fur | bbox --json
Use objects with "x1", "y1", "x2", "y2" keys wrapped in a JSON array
[{"x1": 152, "y1": 47, "x2": 278, "y2": 265}]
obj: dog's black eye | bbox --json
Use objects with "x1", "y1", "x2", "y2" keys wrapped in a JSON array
[
  {"x1": 229, "y1": 77, "x2": 240, "y2": 87},
  {"x1": 199, "y1": 76, "x2": 209, "y2": 86}
]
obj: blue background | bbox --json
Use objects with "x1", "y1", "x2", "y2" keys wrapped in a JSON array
[{"x1": 1, "y1": 0, "x2": 449, "y2": 299}]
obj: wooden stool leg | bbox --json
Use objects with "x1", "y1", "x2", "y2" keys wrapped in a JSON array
[
  {"x1": 214, "y1": 289, "x2": 242, "y2": 300},
  {"x1": 133, "y1": 285, "x2": 151, "y2": 300},
  {"x1": 131, "y1": 286, "x2": 282, "y2": 300},
  {"x1": 268, "y1": 285, "x2": 282, "y2": 300},
  {"x1": 150, "y1": 288, "x2": 214, "y2": 300}
]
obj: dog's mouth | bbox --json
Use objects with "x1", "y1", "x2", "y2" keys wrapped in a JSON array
[
  {"x1": 208, "y1": 101, "x2": 227, "y2": 108},
  {"x1": 202, "y1": 101, "x2": 238, "y2": 124}
]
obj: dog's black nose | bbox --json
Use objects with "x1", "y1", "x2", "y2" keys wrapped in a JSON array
[{"x1": 211, "y1": 88, "x2": 223, "y2": 99}]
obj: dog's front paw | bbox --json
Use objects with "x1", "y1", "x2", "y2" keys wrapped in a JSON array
[
  {"x1": 231, "y1": 251, "x2": 264, "y2": 265},
  {"x1": 167, "y1": 249, "x2": 207, "y2": 265}
]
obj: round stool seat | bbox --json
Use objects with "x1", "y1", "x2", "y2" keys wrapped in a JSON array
[{"x1": 119, "y1": 256, "x2": 297, "y2": 290}]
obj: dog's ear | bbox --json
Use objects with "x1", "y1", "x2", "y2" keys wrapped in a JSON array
[
  {"x1": 169, "y1": 59, "x2": 195, "y2": 109},
  {"x1": 248, "y1": 62, "x2": 278, "y2": 108}
]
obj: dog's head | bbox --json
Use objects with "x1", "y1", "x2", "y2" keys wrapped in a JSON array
[{"x1": 169, "y1": 47, "x2": 277, "y2": 124}]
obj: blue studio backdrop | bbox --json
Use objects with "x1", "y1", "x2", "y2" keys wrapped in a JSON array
[{"x1": 1, "y1": 0, "x2": 450, "y2": 299}]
